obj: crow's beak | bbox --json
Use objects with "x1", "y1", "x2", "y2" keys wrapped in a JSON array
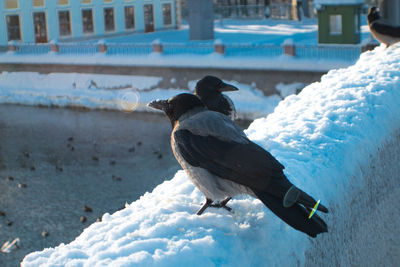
[
  {"x1": 147, "y1": 99, "x2": 169, "y2": 111},
  {"x1": 219, "y1": 83, "x2": 239, "y2": 92}
]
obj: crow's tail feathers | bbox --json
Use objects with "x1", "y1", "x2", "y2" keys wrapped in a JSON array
[
  {"x1": 297, "y1": 189, "x2": 329, "y2": 213},
  {"x1": 266, "y1": 178, "x2": 329, "y2": 213},
  {"x1": 252, "y1": 189, "x2": 328, "y2": 238}
]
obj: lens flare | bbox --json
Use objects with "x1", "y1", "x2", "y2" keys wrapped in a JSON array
[
  {"x1": 117, "y1": 89, "x2": 140, "y2": 113},
  {"x1": 308, "y1": 199, "x2": 320, "y2": 219}
]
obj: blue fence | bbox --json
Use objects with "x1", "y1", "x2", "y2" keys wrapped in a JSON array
[
  {"x1": 295, "y1": 45, "x2": 361, "y2": 62},
  {"x1": 0, "y1": 42, "x2": 363, "y2": 63},
  {"x1": 15, "y1": 44, "x2": 51, "y2": 54},
  {"x1": 106, "y1": 43, "x2": 153, "y2": 56},
  {"x1": 225, "y1": 44, "x2": 284, "y2": 57},
  {"x1": 162, "y1": 43, "x2": 214, "y2": 55},
  {"x1": 58, "y1": 43, "x2": 98, "y2": 56}
]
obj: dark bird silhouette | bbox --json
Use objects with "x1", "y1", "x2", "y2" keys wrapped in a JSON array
[
  {"x1": 148, "y1": 93, "x2": 328, "y2": 238},
  {"x1": 194, "y1": 75, "x2": 238, "y2": 120},
  {"x1": 368, "y1": 6, "x2": 400, "y2": 47}
]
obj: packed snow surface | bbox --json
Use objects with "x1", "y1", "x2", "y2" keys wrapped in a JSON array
[
  {"x1": 97, "y1": 18, "x2": 370, "y2": 46},
  {"x1": 0, "y1": 18, "x2": 372, "y2": 71},
  {"x1": 21, "y1": 44, "x2": 400, "y2": 266},
  {"x1": 314, "y1": 0, "x2": 364, "y2": 5},
  {"x1": 0, "y1": 72, "x2": 283, "y2": 120}
]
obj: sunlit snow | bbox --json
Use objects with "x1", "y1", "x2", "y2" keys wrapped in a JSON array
[{"x1": 21, "y1": 44, "x2": 400, "y2": 266}]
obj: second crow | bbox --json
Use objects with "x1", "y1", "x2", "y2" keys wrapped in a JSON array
[
  {"x1": 368, "y1": 6, "x2": 400, "y2": 47},
  {"x1": 148, "y1": 93, "x2": 328, "y2": 238},
  {"x1": 194, "y1": 75, "x2": 238, "y2": 120}
]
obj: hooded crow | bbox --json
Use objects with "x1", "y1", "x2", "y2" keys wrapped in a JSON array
[
  {"x1": 368, "y1": 6, "x2": 400, "y2": 47},
  {"x1": 194, "y1": 75, "x2": 239, "y2": 120},
  {"x1": 148, "y1": 93, "x2": 328, "y2": 238}
]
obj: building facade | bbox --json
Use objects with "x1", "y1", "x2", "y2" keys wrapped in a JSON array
[{"x1": 0, "y1": 0, "x2": 179, "y2": 44}]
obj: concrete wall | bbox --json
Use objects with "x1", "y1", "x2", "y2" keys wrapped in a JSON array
[
  {"x1": 0, "y1": 0, "x2": 177, "y2": 44},
  {"x1": 306, "y1": 129, "x2": 400, "y2": 266},
  {"x1": 0, "y1": 62, "x2": 325, "y2": 96},
  {"x1": 380, "y1": 0, "x2": 400, "y2": 25},
  {"x1": 187, "y1": 0, "x2": 214, "y2": 40}
]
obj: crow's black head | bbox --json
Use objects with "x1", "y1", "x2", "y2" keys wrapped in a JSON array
[
  {"x1": 368, "y1": 6, "x2": 380, "y2": 23},
  {"x1": 194, "y1": 76, "x2": 238, "y2": 100},
  {"x1": 148, "y1": 93, "x2": 205, "y2": 126}
]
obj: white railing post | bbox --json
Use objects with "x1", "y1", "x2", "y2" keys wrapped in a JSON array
[
  {"x1": 214, "y1": 39, "x2": 225, "y2": 54},
  {"x1": 7, "y1": 41, "x2": 17, "y2": 52},
  {"x1": 50, "y1": 40, "x2": 59, "y2": 53},
  {"x1": 152, "y1": 39, "x2": 163, "y2": 53},
  {"x1": 283, "y1": 38, "x2": 296, "y2": 57},
  {"x1": 98, "y1": 39, "x2": 107, "y2": 53}
]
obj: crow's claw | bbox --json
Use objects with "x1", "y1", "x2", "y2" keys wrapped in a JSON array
[{"x1": 196, "y1": 197, "x2": 233, "y2": 215}]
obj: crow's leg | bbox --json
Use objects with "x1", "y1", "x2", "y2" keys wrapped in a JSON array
[
  {"x1": 210, "y1": 197, "x2": 232, "y2": 212},
  {"x1": 196, "y1": 198, "x2": 213, "y2": 215},
  {"x1": 196, "y1": 197, "x2": 233, "y2": 215}
]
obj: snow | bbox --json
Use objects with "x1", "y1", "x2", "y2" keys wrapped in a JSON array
[
  {"x1": 95, "y1": 20, "x2": 319, "y2": 45},
  {"x1": 0, "y1": 72, "x2": 283, "y2": 120},
  {"x1": 21, "y1": 44, "x2": 400, "y2": 266},
  {"x1": 0, "y1": 18, "x2": 373, "y2": 72},
  {"x1": 275, "y1": 82, "x2": 305, "y2": 98},
  {"x1": 314, "y1": 0, "x2": 364, "y2": 5},
  {"x1": 99, "y1": 18, "x2": 369, "y2": 46},
  {"x1": 0, "y1": 53, "x2": 353, "y2": 72}
]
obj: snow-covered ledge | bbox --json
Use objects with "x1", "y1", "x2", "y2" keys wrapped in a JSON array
[
  {"x1": 306, "y1": 130, "x2": 400, "y2": 265},
  {"x1": 22, "y1": 45, "x2": 400, "y2": 266}
]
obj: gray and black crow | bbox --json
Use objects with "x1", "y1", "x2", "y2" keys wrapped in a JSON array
[
  {"x1": 194, "y1": 75, "x2": 238, "y2": 120},
  {"x1": 148, "y1": 93, "x2": 328, "y2": 238},
  {"x1": 368, "y1": 6, "x2": 400, "y2": 47}
]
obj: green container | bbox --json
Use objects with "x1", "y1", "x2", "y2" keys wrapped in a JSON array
[{"x1": 317, "y1": 5, "x2": 362, "y2": 44}]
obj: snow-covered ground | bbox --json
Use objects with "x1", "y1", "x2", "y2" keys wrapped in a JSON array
[
  {"x1": 0, "y1": 53, "x2": 353, "y2": 72},
  {"x1": 20, "y1": 44, "x2": 400, "y2": 266},
  {"x1": 99, "y1": 18, "x2": 369, "y2": 46},
  {"x1": 0, "y1": 18, "x2": 373, "y2": 71},
  {"x1": 100, "y1": 19, "x2": 319, "y2": 45},
  {"x1": 0, "y1": 72, "x2": 286, "y2": 120}
]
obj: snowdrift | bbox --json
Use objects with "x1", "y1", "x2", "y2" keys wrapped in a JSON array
[
  {"x1": 21, "y1": 44, "x2": 400, "y2": 266},
  {"x1": 0, "y1": 72, "x2": 281, "y2": 121}
]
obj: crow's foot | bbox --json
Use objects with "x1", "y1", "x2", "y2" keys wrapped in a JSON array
[
  {"x1": 196, "y1": 198, "x2": 213, "y2": 215},
  {"x1": 210, "y1": 197, "x2": 232, "y2": 212},
  {"x1": 196, "y1": 197, "x2": 233, "y2": 215}
]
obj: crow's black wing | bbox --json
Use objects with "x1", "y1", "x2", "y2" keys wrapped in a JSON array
[
  {"x1": 174, "y1": 129, "x2": 285, "y2": 191},
  {"x1": 371, "y1": 21, "x2": 400, "y2": 37}
]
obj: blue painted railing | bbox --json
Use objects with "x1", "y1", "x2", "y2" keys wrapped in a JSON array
[
  {"x1": 0, "y1": 42, "x2": 363, "y2": 63},
  {"x1": 224, "y1": 44, "x2": 283, "y2": 57}
]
